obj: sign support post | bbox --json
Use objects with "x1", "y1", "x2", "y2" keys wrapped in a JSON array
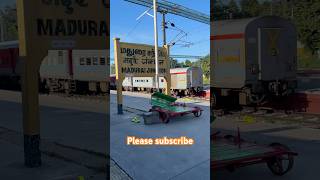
[
  {"x1": 114, "y1": 38, "x2": 124, "y2": 114},
  {"x1": 21, "y1": 56, "x2": 43, "y2": 167}
]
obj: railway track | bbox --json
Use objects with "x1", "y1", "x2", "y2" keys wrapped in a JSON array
[
  {"x1": 51, "y1": 91, "x2": 319, "y2": 128},
  {"x1": 43, "y1": 92, "x2": 108, "y2": 102},
  {"x1": 1, "y1": 87, "x2": 319, "y2": 126},
  {"x1": 214, "y1": 106, "x2": 320, "y2": 129}
]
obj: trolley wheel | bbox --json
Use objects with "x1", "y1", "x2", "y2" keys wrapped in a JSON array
[
  {"x1": 160, "y1": 112, "x2": 170, "y2": 123},
  {"x1": 223, "y1": 135, "x2": 244, "y2": 143},
  {"x1": 224, "y1": 135, "x2": 235, "y2": 140},
  {"x1": 151, "y1": 106, "x2": 161, "y2": 110},
  {"x1": 267, "y1": 143, "x2": 294, "y2": 176},
  {"x1": 193, "y1": 110, "x2": 202, "y2": 117}
]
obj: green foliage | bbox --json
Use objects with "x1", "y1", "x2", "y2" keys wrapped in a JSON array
[
  {"x1": 110, "y1": 63, "x2": 115, "y2": 74},
  {"x1": 240, "y1": 0, "x2": 260, "y2": 17},
  {"x1": 0, "y1": 5, "x2": 17, "y2": 41},
  {"x1": 228, "y1": 0, "x2": 241, "y2": 19},
  {"x1": 211, "y1": 0, "x2": 225, "y2": 20},
  {"x1": 293, "y1": 1, "x2": 320, "y2": 55},
  {"x1": 298, "y1": 48, "x2": 320, "y2": 69},
  {"x1": 175, "y1": 55, "x2": 210, "y2": 83}
]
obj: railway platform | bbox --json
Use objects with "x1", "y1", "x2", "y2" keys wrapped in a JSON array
[
  {"x1": 110, "y1": 90, "x2": 210, "y2": 180},
  {"x1": 212, "y1": 112, "x2": 320, "y2": 180},
  {"x1": 0, "y1": 90, "x2": 128, "y2": 180}
]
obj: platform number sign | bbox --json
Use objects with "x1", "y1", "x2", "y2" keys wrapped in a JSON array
[{"x1": 16, "y1": 0, "x2": 109, "y2": 167}]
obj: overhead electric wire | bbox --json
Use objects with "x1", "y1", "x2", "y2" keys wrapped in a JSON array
[
  {"x1": 123, "y1": 16, "x2": 145, "y2": 39},
  {"x1": 124, "y1": 0, "x2": 210, "y2": 24}
]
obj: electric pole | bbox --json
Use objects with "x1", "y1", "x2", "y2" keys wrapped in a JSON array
[
  {"x1": 153, "y1": 0, "x2": 160, "y2": 92},
  {"x1": 162, "y1": 12, "x2": 167, "y2": 46}
]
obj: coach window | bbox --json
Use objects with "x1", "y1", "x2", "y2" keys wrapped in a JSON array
[
  {"x1": 58, "y1": 56, "x2": 63, "y2": 64},
  {"x1": 100, "y1": 57, "x2": 106, "y2": 65},
  {"x1": 52, "y1": 58, "x2": 57, "y2": 66},
  {"x1": 80, "y1": 57, "x2": 85, "y2": 65},
  {"x1": 86, "y1": 57, "x2": 92, "y2": 65},
  {"x1": 93, "y1": 57, "x2": 98, "y2": 65},
  {"x1": 57, "y1": 51, "x2": 63, "y2": 64}
]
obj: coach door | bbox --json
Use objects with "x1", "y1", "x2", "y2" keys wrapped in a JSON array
[{"x1": 258, "y1": 28, "x2": 282, "y2": 81}]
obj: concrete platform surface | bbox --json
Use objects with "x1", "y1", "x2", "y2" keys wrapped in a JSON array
[
  {"x1": 0, "y1": 90, "x2": 128, "y2": 180},
  {"x1": 110, "y1": 92, "x2": 210, "y2": 180},
  {"x1": 213, "y1": 115, "x2": 320, "y2": 180}
]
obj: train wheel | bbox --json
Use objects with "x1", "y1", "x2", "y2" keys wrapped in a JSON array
[
  {"x1": 267, "y1": 143, "x2": 294, "y2": 176},
  {"x1": 211, "y1": 88, "x2": 219, "y2": 108},
  {"x1": 249, "y1": 93, "x2": 266, "y2": 105},
  {"x1": 173, "y1": 91, "x2": 178, "y2": 97}
]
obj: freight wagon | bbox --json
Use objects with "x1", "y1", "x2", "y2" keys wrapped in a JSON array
[
  {"x1": 211, "y1": 16, "x2": 297, "y2": 105},
  {"x1": 118, "y1": 67, "x2": 203, "y2": 95}
]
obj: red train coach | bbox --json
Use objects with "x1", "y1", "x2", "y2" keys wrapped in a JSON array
[{"x1": 0, "y1": 41, "x2": 20, "y2": 87}]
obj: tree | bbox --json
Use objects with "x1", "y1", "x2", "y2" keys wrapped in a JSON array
[
  {"x1": 293, "y1": 1, "x2": 320, "y2": 54},
  {"x1": 212, "y1": 0, "x2": 227, "y2": 20},
  {"x1": 192, "y1": 55, "x2": 210, "y2": 79},
  {"x1": 259, "y1": 1, "x2": 272, "y2": 16},
  {"x1": 170, "y1": 58, "x2": 178, "y2": 68},
  {"x1": 184, "y1": 60, "x2": 193, "y2": 67},
  {"x1": 228, "y1": 0, "x2": 241, "y2": 19},
  {"x1": 240, "y1": 0, "x2": 260, "y2": 17},
  {"x1": 110, "y1": 63, "x2": 115, "y2": 74},
  {"x1": 199, "y1": 55, "x2": 210, "y2": 79},
  {"x1": 0, "y1": 5, "x2": 17, "y2": 41}
]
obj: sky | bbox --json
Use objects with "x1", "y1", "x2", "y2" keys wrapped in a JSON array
[
  {"x1": 0, "y1": 0, "x2": 12, "y2": 8},
  {"x1": 0, "y1": 0, "x2": 210, "y2": 62},
  {"x1": 110, "y1": 0, "x2": 210, "y2": 62}
]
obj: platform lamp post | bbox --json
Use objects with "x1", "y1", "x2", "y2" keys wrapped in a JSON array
[{"x1": 153, "y1": 0, "x2": 160, "y2": 92}]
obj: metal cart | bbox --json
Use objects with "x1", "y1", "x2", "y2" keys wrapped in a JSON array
[
  {"x1": 211, "y1": 131, "x2": 298, "y2": 176},
  {"x1": 149, "y1": 92, "x2": 203, "y2": 123}
]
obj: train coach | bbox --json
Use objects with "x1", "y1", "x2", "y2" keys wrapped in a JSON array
[
  {"x1": 118, "y1": 67, "x2": 203, "y2": 96},
  {"x1": 211, "y1": 16, "x2": 297, "y2": 105},
  {"x1": 0, "y1": 41, "x2": 108, "y2": 94},
  {"x1": 0, "y1": 41, "x2": 21, "y2": 88},
  {"x1": 40, "y1": 50, "x2": 108, "y2": 94}
]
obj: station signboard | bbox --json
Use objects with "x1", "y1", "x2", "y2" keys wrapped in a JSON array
[
  {"x1": 114, "y1": 38, "x2": 171, "y2": 114},
  {"x1": 17, "y1": 0, "x2": 109, "y2": 167}
]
